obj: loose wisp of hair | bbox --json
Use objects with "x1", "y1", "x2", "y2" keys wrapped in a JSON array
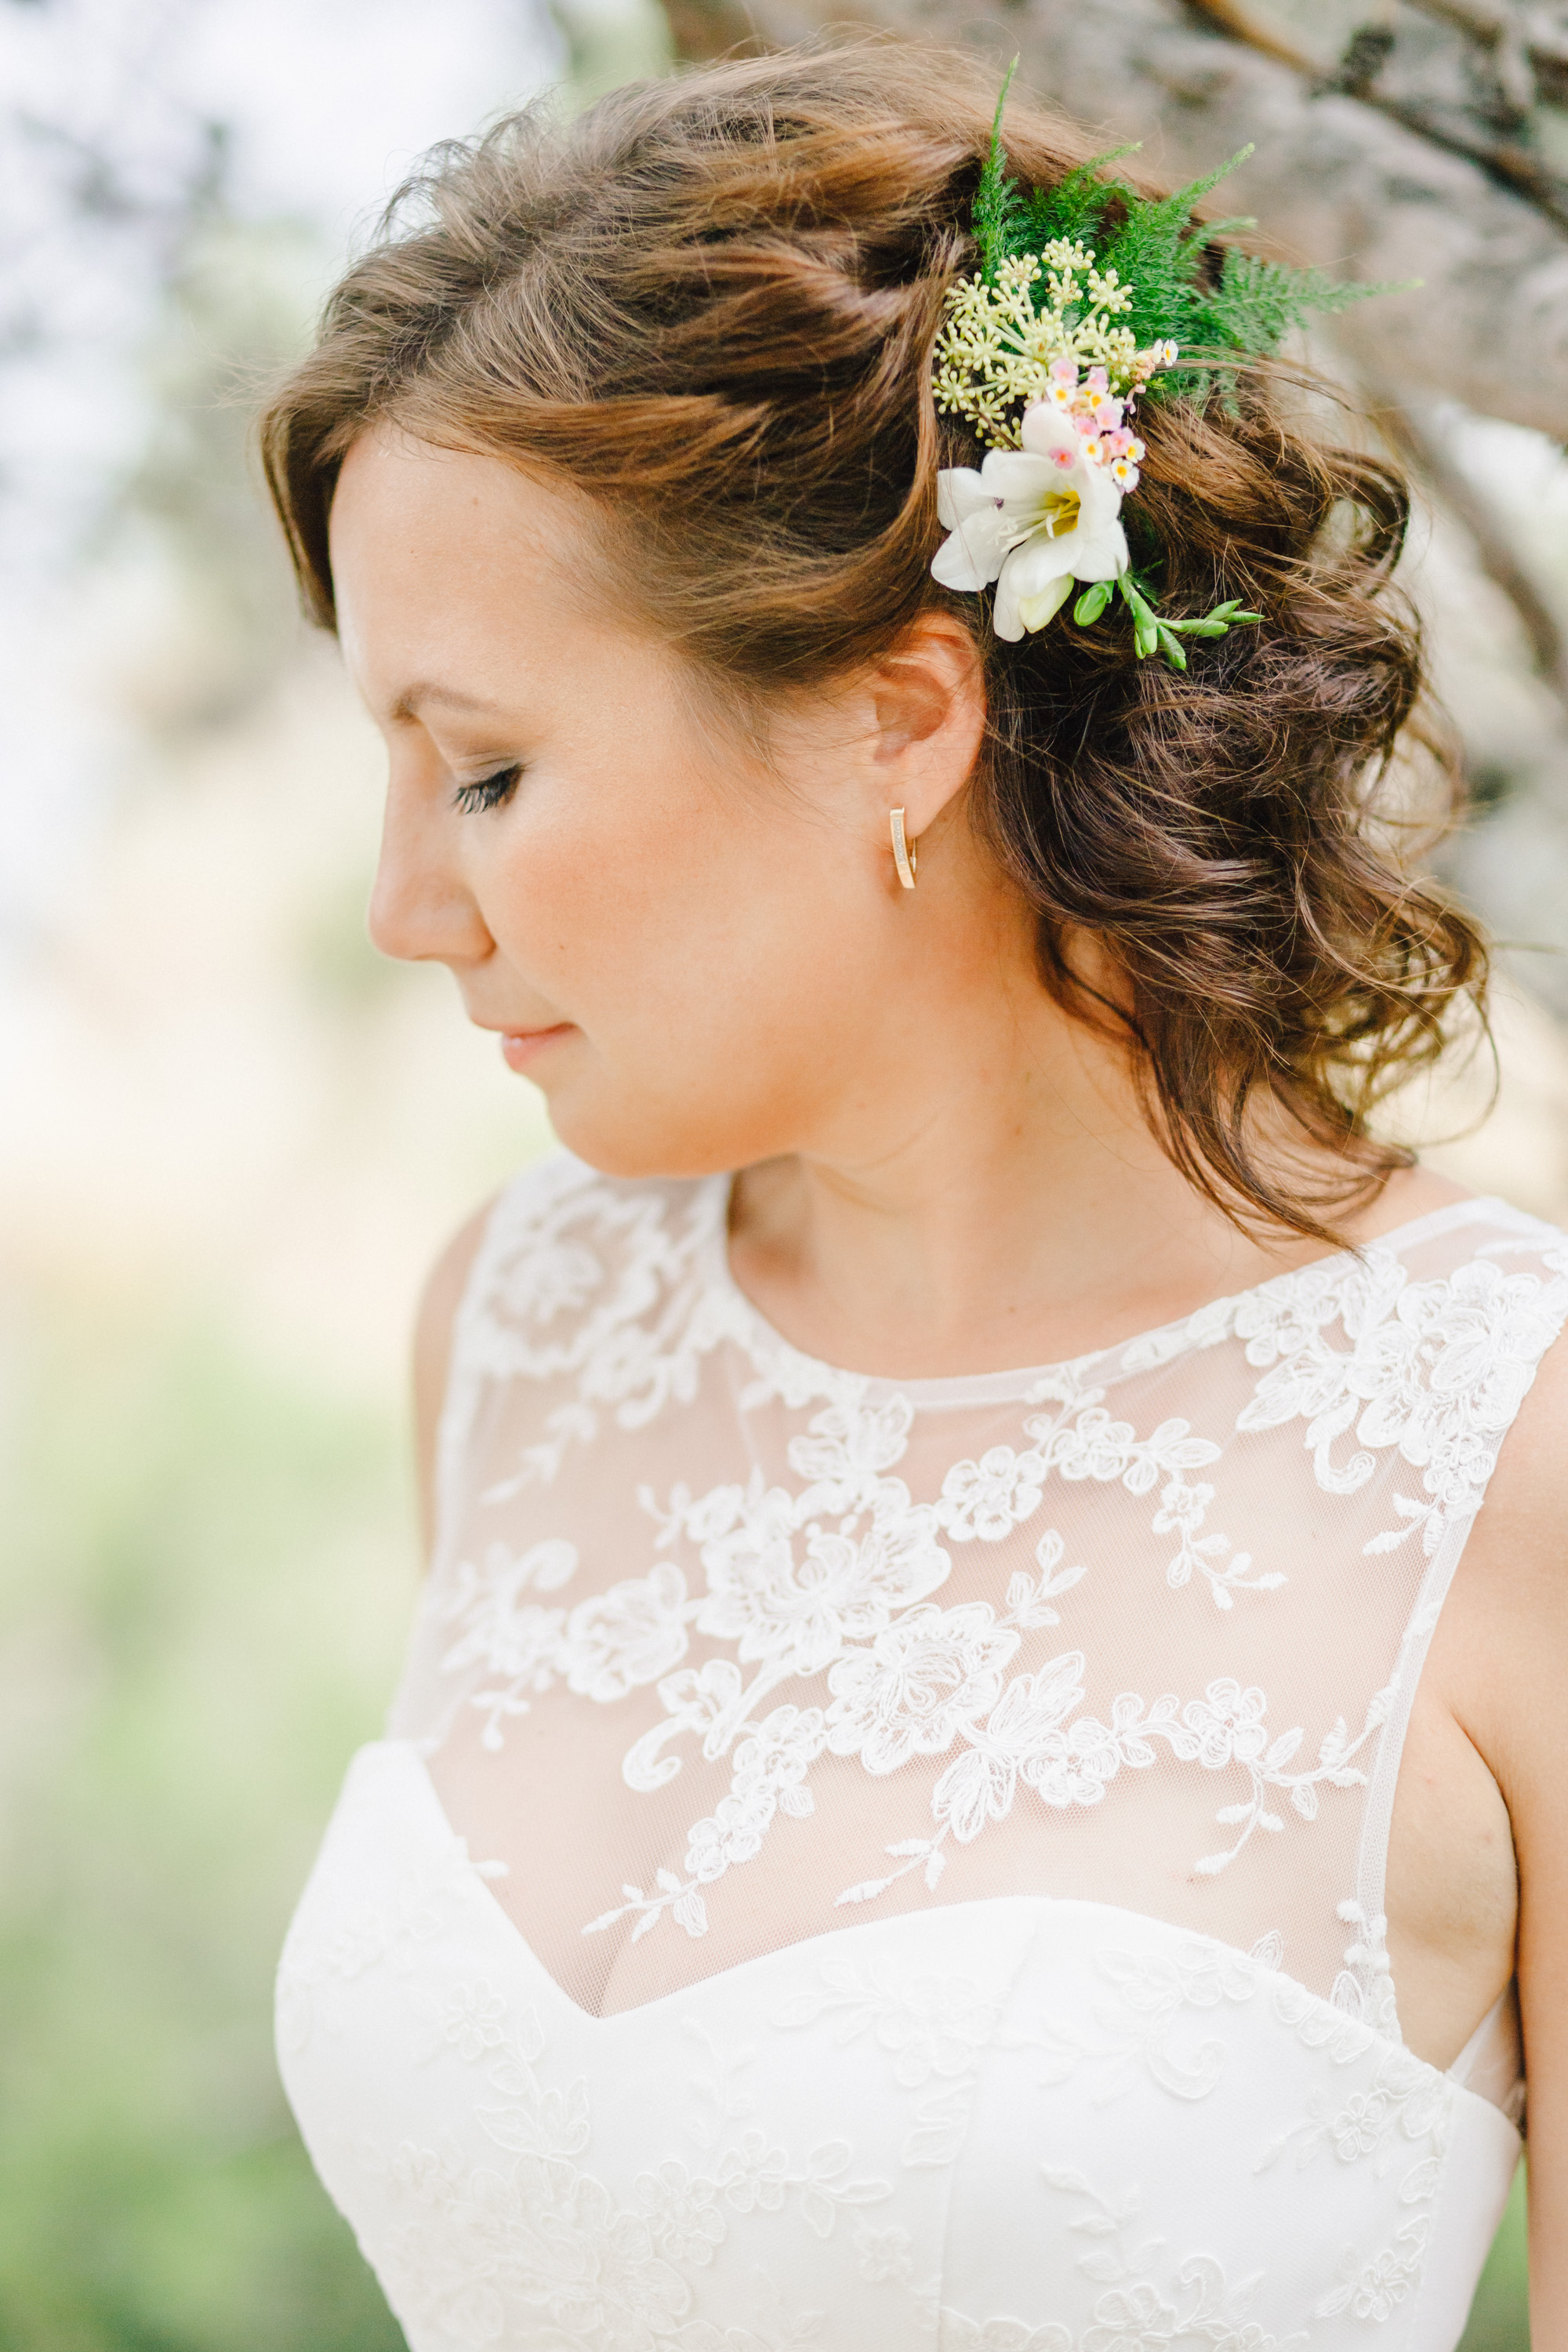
[{"x1": 259, "y1": 38, "x2": 1488, "y2": 1243}]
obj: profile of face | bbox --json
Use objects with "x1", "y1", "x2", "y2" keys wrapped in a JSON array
[{"x1": 330, "y1": 427, "x2": 1018, "y2": 1181}]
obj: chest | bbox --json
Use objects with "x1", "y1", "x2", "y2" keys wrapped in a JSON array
[{"x1": 278, "y1": 1740, "x2": 1523, "y2": 2352}]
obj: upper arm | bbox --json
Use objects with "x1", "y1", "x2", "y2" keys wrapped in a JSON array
[
  {"x1": 1445, "y1": 1331, "x2": 1568, "y2": 2328},
  {"x1": 412, "y1": 1198, "x2": 495, "y2": 1562}
]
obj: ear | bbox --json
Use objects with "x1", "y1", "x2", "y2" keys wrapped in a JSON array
[{"x1": 863, "y1": 611, "x2": 987, "y2": 837}]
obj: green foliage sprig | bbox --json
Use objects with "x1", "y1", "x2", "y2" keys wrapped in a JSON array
[
  {"x1": 973, "y1": 57, "x2": 1394, "y2": 409},
  {"x1": 938, "y1": 60, "x2": 1407, "y2": 667},
  {"x1": 1074, "y1": 575, "x2": 1263, "y2": 670}
]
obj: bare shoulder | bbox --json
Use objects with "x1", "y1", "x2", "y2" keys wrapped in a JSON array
[
  {"x1": 1443, "y1": 1316, "x2": 1568, "y2": 1777},
  {"x1": 412, "y1": 1197, "x2": 498, "y2": 1557}
]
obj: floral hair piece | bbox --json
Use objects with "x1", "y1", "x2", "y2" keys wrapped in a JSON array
[{"x1": 931, "y1": 64, "x2": 1393, "y2": 665}]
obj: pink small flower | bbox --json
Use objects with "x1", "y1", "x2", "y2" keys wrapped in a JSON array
[
  {"x1": 1048, "y1": 444, "x2": 1076, "y2": 469},
  {"x1": 1085, "y1": 366, "x2": 1109, "y2": 394},
  {"x1": 1105, "y1": 428, "x2": 1133, "y2": 457},
  {"x1": 1048, "y1": 356, "x2": 1078, "y2": 385}
]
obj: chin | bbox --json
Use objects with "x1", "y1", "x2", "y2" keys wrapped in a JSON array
[{"x1": 546, "y1": 1083, "x2": 789, "y2": 1186}]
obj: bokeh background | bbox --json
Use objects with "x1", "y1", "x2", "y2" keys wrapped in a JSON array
[{"x1": 2, "y1": 0, "x2": 1566, "y2": 2343}]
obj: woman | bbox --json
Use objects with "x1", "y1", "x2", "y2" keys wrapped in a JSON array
[{"x1": 265, "y1": 42, "x2": 1568, "y2": 2348}]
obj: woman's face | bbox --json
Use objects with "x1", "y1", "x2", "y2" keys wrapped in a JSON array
[{"x1": 329, "y1": 426, "x2": 996, "y2": 1179}]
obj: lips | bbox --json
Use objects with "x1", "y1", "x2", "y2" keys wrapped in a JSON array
[{"x1": 497, "y1": 1024, "x2": 575, "y2": 1073}]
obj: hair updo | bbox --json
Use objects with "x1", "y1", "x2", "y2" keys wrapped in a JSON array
[{"x1": 260, "y1": 38, "x2": 1486, "y2": 1243}]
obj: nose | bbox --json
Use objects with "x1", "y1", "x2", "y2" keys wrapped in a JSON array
[{"x1": 368, "y1": 783, "x2": 492, "y2": 968}]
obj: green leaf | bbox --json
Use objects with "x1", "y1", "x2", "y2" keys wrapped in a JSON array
[
  {"x1": 1118, "y1": 573, "x2": 1156, "y2": 624},
  {"x1": 1163, "y1": 602, "x2": 1264, "y2": 637}
]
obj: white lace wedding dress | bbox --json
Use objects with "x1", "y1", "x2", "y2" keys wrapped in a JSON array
[{"x1": 278, "y1": 1155, "x2": 1568, "y2": 2352}]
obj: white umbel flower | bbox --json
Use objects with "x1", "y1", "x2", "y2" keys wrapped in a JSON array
[{"x1": 931, "y1": 401, "x2": 1130, "y2": 641}]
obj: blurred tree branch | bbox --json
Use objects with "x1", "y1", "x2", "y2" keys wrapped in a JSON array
[
  {"x1": 667, "y1": 0, "x2": 1568, "y2": 440},
  {"x1": 1367, "y1": 379, "x2": 1568, "y2": 701},
  {"x1": 1304, "y1": 0, "x2": 1568, "y2": 235}
]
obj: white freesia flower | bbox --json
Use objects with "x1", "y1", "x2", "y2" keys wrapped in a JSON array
[{"x1": 931, "y1": 401, "x2": 1129, "y2": 641}]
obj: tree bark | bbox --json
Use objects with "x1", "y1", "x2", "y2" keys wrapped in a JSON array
[{"x1": 669, "y1": 0, "x2": 1568, "y2": 437}]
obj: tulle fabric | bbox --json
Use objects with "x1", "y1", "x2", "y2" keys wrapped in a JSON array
[{"x1": 387, "y1": 1154, "x2": 1566, "y2": 2086}]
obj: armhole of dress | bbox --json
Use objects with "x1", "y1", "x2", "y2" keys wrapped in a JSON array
[
  {"x1": 1345, "y1": 1505, "x2": 1483, "y2": 2039},
  {"x1": 1350, "y1": 1243, "x2": 1568, "y2": 2049},
  {"x1": 428, "y1": 1152, "x2": 593, "y2": 1578}
]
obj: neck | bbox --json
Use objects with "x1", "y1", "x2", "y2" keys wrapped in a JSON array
[{"x1": 726, "y1": 897, "x2": 1447, "y2": 1381}]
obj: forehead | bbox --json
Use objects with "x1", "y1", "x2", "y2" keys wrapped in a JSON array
[
  {"x1": 330, "y1": 427, "x2": 588, "y2": 591},
  {"x1": 327, "y1": 427, "x2": 622, "y2": 706}
]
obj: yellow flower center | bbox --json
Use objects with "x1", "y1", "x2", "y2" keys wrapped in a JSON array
[{"x1": 1034, "y1": 488, "x2": 1080, "y2": 537}]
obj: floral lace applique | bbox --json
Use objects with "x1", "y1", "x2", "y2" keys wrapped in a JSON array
[
  {"x1": 276, "y1": 1828, "x2": 507, "y2": 2055},
  {"x1": 855, "y1": 2223, "x2": 916, "y2": 2285},
  {"x1": 1018, "y1": 1392, "x2": 1281, "y2": 1609},
  {"x1": 459, "y1": 1171, "x2": 736, "y2": 1499},
  {"x1": 1254, "y1": 2032, "x2": 1450, "y2": 2198},
  {"x1": 924, "y1": 2315, "x2": 1070, "y2": 2352},
  {"x1": 362, "y1": 1979, "x2": 881, "y2": 2350},
  {"x1": 1251, "y1": 1963, "x2": 1450, "y2": 2310},
  {"x1": 1013, "y1": 2174, "x2": 1310, "y2": 2352},
  {"x1": 1330, "y1": 1900, "x2": 1401, "y2": 2037},
  {"x1": 433, "y1": 1380, "x2": 1402, "y2": 1947},
  {"x1": 771, "y1": 1958, "x2": 1005, "y2": 2167},
  {"x1": 1315, "y1": 2219, "x2": 1429, "y2": 2324},
  {"x1": 1227, "y1": 1247, "x2": 1568, "y2": 1556},
  {"x1": 1062, "y1": 1941, "x2": 1264, "y2": 2105}
]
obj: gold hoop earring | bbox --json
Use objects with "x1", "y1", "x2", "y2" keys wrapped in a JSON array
[{"x1": 891, "y1": 807, "x2": 918, "y2": 891}]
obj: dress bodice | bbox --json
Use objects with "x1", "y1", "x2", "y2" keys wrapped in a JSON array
[{"x1": 278, "y1": 1157, "x2": 1568, "y2": 2349}]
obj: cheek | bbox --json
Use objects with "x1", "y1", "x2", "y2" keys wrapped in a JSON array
[
  {"x1": 479, "y1": 774, "x2": 881, "y2": 1170},
  {"x1": 488, "y1": 760, "x2": 858, "y2": 1024}
]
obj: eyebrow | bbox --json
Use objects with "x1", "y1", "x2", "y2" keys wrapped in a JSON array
[{"x1": 389, "y1": 681, "x2": 506, "y2": 723}]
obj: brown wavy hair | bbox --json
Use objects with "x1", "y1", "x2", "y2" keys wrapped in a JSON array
[{"x1": 260, "y1": 39, "x2": 1486, "y2": 1241}]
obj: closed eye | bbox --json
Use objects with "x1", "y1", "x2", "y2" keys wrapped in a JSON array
[{"x1": 452, "y1": 764, "x2": 522, "y2": 815}]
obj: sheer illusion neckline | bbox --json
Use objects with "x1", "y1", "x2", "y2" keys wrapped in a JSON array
[
  {"x1": 401, "y1": 1738, "x2": 1513, "y2": 2086},
  {"x1": 702, "y1": 1181, "x2": 1511, "y2": 1408}
]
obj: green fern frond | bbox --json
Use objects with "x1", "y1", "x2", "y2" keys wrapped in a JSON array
[
  {"x1": 973, "y1": 56, "x2": 1027, "y2": 283},
  {"x1": 1092, "y1": 150, "x2": 1254, "y2": 349},
  {"x1": 1022, "y1": 143, "x2": 1142, "y2": 253},
  {"x1": 1191, "y1": 252, "x2": 1406, "y2": 355},
  {"x1": 949, "y1": 66, "x2": 1411, "y2": 453}
]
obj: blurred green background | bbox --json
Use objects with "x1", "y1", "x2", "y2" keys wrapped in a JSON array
[{"x1": 2, "y1": 0, "x2": 1563, "y2": 2343}]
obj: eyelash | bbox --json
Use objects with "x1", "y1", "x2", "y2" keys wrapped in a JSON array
[{"x1": 452, "y1": 764, "x2": 522, "y2": 815}]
